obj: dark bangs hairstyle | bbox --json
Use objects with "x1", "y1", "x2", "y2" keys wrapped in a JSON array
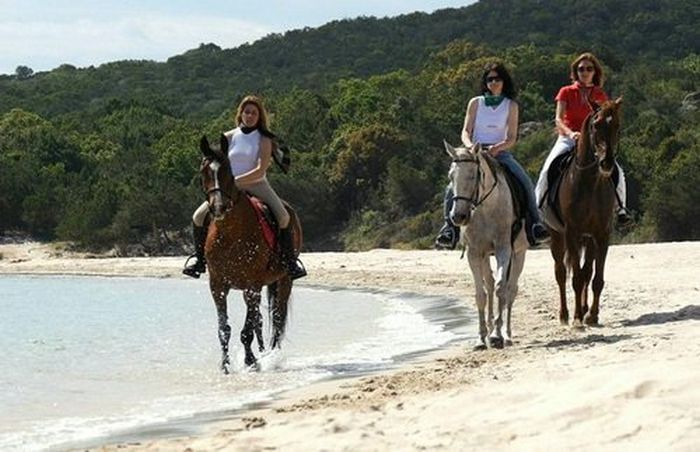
[{"x1": 480, "y1": 62, "x2": 517, "y2": 99}]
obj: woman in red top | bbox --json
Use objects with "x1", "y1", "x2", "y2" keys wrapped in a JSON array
[{"x1": 534, "y1": 52, "x2": 631, "y2": 225}]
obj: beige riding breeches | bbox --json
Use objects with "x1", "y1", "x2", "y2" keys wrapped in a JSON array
[{"x1": 192, "y1": 178, "x2": 290, "y2": 229}]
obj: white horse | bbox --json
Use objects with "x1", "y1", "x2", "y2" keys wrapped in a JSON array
[{"x1": 444, "y1": 141, "x2": 529, "y2": 349}]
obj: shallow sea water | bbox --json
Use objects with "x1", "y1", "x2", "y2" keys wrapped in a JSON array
[{"x1": 0, "y1": 275, "x2": 473, "y2": 451}]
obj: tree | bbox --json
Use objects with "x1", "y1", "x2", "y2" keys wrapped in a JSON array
[{"x1": 15, "y1": 65, "x2": 33, "y2": 80}]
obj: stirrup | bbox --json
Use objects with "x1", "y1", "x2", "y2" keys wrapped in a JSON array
[
  {"x1": 530, "y1": 223, "x2": 550, "y2": 245},
  {"x1": 616, "y1": 208, "x2": 634, "y2": 230},
  {"x1": 434, "y1": 225, "x2": 458, "y2": 250},
  {"x1": 182, "y1": 254, "x2": 206, "y2": 278},
  {"x1": 288, "y1": 258, "x2": 307, "y2": 280}
]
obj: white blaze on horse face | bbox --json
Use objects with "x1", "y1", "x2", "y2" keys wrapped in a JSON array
[{"x1": 209, "y1": 160, "x2": 223, "y2": 207}]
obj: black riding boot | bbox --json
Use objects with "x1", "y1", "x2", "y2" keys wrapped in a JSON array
[
  {"x1": 182, "y1": 223, "x2": 207, "y2": 278},
  {"x1": 280, "y1": 227, "x2": 307, "y2": 280},
  {"x1": 435, "y1": 183, "x2": 459, "y2": 250},
  {"x1": 525, "y1": 211, "x2": 550, "y2": 247}
]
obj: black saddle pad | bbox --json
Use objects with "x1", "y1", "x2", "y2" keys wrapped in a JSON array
[
  {"x1": 485, "y1": 156, "x2": 526, "y2": 242},
  {"x1": 500, "y1": 166, "x2": 527, "y2": 222}
]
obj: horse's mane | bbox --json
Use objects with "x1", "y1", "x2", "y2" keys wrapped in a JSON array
[{"x1": 481, "y1": 152, "x2": 505, "y2": 178}]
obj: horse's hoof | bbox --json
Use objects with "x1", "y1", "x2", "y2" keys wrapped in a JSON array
[
  {"x1": 490, "y1": 336, "x2": 505, "y2": 349},
  {"x1": 221, "y1": 356, "x2": 231, "y2": 374},
  {"x1": 571, "y1": 320, "x2": 585, "y2": 330},
  {"x1": 473, "y1": 341, "x2": 488, "y2": 351},
  {"x1": 244, "y1": 354, "x2": 258, "y2": 368},
  {"x1": 584, "y1": 314, "x2": 599, "y2": 326}
]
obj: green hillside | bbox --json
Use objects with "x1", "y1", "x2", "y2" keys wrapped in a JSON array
[{"x1": 1, "y1": 0, "x2": 698, "y2": 252}]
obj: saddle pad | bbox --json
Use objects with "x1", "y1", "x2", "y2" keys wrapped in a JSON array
[{"x1": 247, "y1": 195, "x2": 277, "y2": 250}]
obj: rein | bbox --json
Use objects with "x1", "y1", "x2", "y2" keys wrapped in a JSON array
[{"x1": 574, "y1": 117, "x2": 599, "y2": 170}]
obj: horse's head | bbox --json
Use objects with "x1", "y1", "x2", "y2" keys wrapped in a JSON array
[
  {"x1": 444, "y1": 140, "x2": 482, "y2": 226},
  {"x1": 200, "y1": 134, "x2": 238, "y2": 220},
  {"x1": 584, "y1": 96, "x2": 622, "y2": 176}
]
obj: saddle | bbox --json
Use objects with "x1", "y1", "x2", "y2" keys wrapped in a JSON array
[
  {"x1": 486, "y1": 157, "x2": 526, "y2": 244},
  {"x1": 246, "y1": 194, "x2": 279, "y2": 250},
  {"x1": 541, "y1": 149, "x2": 620, "y2": 232}
]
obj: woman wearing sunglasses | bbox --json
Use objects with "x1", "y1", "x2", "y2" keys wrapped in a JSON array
[
  {"x1": 534, "y1": 52, "x2": 631, "y2": 226},
  {"x1": 435, "y1": 62, "x2": 549, "y2": 249}
]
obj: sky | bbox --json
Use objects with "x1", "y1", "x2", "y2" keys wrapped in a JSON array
[{"x1": 0, "y1": 0, "x2": 477, "y2": 76}]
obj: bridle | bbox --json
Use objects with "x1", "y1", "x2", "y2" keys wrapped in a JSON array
[
  {"x1": 202, "y1": 159, "x2": 241, "y2": 215},
  {"x1": 576, "y1": 104, "x2": 617, "y2": 172},
  {"x1": 451, "y1": 154, "x2": 498, "y2": 210}
]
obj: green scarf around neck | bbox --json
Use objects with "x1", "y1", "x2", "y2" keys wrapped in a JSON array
[{"x1": 484, "y1": 94, "x2": 504, "y2": 107}]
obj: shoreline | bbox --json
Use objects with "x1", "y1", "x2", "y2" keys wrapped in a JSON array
[{"x1": 2, "y1": 242, "x2": 700, "y2": 450}]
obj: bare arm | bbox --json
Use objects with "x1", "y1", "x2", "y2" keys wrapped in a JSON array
[
  {"x1": 461, "y1": 97, "x2": 479, "y2": 149},
  {"x1": 235, "y1": 136, "x2": 272, "y2": 184},
  {"x1": 489, "y1": 101, "x2": 519, "y2": 156},
  {"x1": 555, "y1": 100, "x2": 579, "y2": 140}
]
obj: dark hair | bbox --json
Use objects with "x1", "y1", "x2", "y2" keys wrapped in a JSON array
[
  {"x1": 569, "y1": 52, "x2": 605, "y2": 87},
  {"x1": 480, "y1": 62, "x2": 517, "y2": 99}
]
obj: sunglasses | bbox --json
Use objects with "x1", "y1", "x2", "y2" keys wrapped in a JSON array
[
  {"x1": 486, "y1": 76, "x2": 502, "y2": 83},
  {"x1": 577, "y1": 66, "x2": 595, "y2": 73}
]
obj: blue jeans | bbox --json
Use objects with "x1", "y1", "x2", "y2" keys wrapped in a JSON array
[{"x1": 495, "y1": 152, "x2": 541, "y2": 224}]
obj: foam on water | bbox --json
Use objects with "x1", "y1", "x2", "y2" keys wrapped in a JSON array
[{"x1": 0, "y1": 275, "x2": 472, "y2": 451}]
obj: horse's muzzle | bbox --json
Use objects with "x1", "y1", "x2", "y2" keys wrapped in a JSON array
[{"x1": 451, "y1": 210, "x2": 471, "y2": 226}]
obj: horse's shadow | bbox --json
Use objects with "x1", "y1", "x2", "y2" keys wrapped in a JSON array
[
  {"x1": 620, "y1": 305, "x2": 700, "y2": 327},
  {"x1": 532, "y1": 333, "x2": 633, "y2": 350}
]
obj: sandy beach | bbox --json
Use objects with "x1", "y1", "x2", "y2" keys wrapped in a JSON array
[{"x1": 1, "y1": 241, "x2": 699, "y2": 451}]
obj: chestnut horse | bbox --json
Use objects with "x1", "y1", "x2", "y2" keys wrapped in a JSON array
[
  {"x1": 548, "y1": 98, "x2": 623, "y2": 327},
  {"x1": 199, "y1": 135, "x2": 302, "y2": 373}
]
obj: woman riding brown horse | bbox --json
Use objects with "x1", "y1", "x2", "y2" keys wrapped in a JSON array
[
  {"x1": 548, "y1": 97, "x2": 623, "y2": 327},
  {"x1": 199, "y1": 135, "x2": 303, "y2": 372}
]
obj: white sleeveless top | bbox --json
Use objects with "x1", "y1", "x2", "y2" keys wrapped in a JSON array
[
  {"x1": 227, "y1": 127, "x2": 263, "y2": 179},
  {"x1": 472, "y1": 96, "x2": 511, "y2": 145}
]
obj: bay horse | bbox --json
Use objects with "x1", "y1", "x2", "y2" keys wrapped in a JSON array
[
  {"x1": 444, "y1": 141, "x2": 528, "y2": 349},
  {"x1": 199, "y1": 134, "x2": 302, "y2": 373},
  {"x1": 547, "y1": 98, "x2": 623, "y2": 327}
]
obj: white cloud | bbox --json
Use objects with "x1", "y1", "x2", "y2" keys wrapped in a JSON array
[{"x1": 0, "y1": 15, "x2": 271, "y2": 74}]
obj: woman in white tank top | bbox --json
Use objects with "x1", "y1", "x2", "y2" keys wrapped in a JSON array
[
  {"x1": 183, "y1": 95, "x2": 306, "y2": 280},
  {"x1": 435, "y1": 63, "x2": 549, "y2": 249}
]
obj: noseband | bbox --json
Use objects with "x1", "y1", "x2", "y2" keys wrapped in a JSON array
[{"x1": 451, "y1": 155, "x2": 498, "y2": 209}]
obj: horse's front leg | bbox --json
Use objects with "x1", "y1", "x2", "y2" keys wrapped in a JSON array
[
  {"x1": 482, "y1": 259, "x2": 495, "y2": 334},
  {"x1": 210, "y1": 280, "x2": 231, "y2": 374},
  {"x1": 580, "y1": 244, "x2": 595, "y2": 316},
  {"x1": 490, "y1": 245, "x2": 512, "y2": 349},
  {"x1": 242, "y1": 289, "x2": 263, "y2": 368},
  {"x1": 467, "y1": 250, "x2": 488, "y2": 350},
  {"x1": 550, "y1": 231, "x2": 568, "y2": 325},
  {"x1": 504, "y1": 249, "x2": 526, "y2": 346},
  {"x1": 585, "y1": 239, "x2": 609, "y2": 326},
  {"x1": 568, "y1": 242, "x2": 586, "y2": 329}
]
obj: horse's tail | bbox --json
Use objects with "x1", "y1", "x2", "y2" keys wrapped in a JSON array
[{"x1": 267, "y1": 278, "x2": 291, "y2": 349}]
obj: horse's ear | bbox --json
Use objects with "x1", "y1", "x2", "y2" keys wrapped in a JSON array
[
  {"x1": 472, "y1": 143, "x2": 482, "y2": 154},
  {"x1": 443, "y1": 140, "x2": 458, "y2": 159},
  {"x1": 200, "y1": 135, "x2": 215, "y2": 158},
  {"x1": 220, "y1": 134, "x2": 229, "y2": 154}
]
